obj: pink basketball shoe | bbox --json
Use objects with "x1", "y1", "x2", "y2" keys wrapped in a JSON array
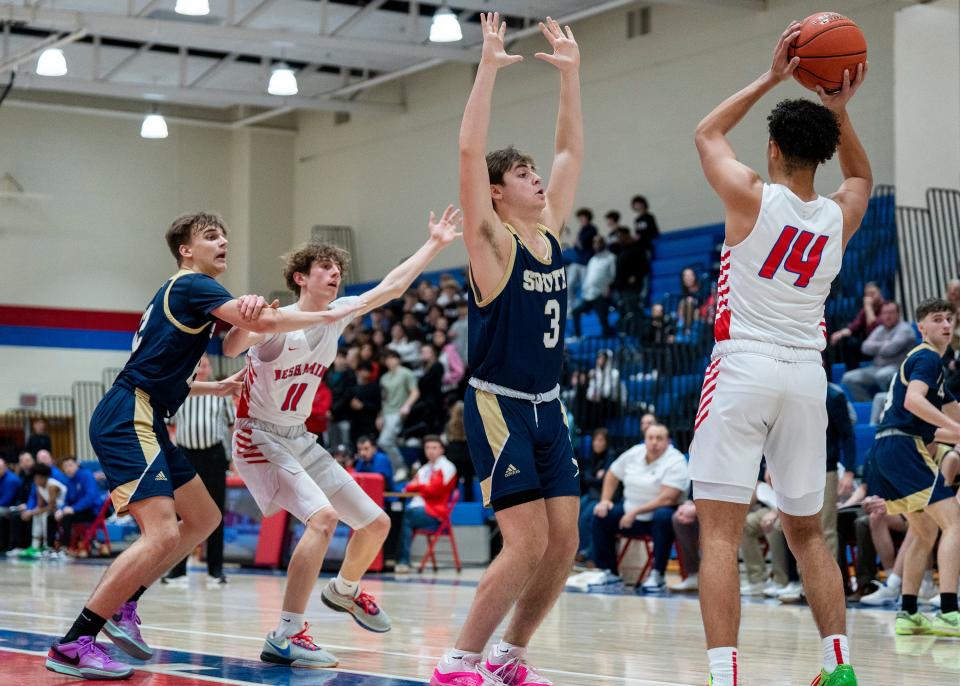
[
  {"x1": 429, "y1": 652, "x2": 484, "y2": 686},
  {"x1": 482, "y1": 647, "x2": 553, "y2": 685}
]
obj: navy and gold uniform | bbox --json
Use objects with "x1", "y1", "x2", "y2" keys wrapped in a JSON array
[
  {"x1": 465, "y1": 224, "x2": 578, "y2": 510},
  {"x1": 867, "y1": 343, "x2": 957, "y2": 514},
  {"x1": 90, "y1": 269, "x2": 233, "y2": 513}
]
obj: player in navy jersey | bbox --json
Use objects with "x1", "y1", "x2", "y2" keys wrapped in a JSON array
[
  {"x1": 430, "y1": 14, "x2": 582, "y2": 686},
  {"x1": 867, "y1": 298, "x2": 960, "y2": 638},
  {"x1": 46, "y1": 213, "x2": 364, "y2": 681}
]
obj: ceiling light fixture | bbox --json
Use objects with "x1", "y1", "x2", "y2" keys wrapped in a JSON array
[
  {"x1": 174, "y1": 0, "x2": 210, "y2": 17},
  {"x1": 36, "y1": 48, "x2": 68, "y2": 77},
  {"x1": 267, "y1": 63, "x2": 298, "y2": 96},
  {"x1": 429, "y1": 5, "x2": 463, "y2": 43},
  {"x1": 140, "y1": 111, "x2": 169, "y2": 139}
]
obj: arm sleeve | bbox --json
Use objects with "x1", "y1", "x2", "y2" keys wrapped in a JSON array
[
  {"x1": 860, "y1": 326, "x2": 884, "y2": 356},
  {"x1": 608, "y1": 452, "x2": 628, "y2": 480},
  {"x1": 661, "y1": 454, "x2": 690, "y2": 492}
]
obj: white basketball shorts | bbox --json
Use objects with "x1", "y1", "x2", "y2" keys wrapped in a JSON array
[
  {"x1": 688, "y1": 339, "x2": 828, "y2": 516},
  {"x1": 232, "y1": 418, "x2": 382, "y2": 529}
]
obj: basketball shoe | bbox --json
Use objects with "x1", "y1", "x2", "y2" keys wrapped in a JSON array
[
  {"x1": 429, "y1": 653, "x2": 483, "y2": 686},
  {"x1": 45, "y1": 636, "x2": 133, "y2": 680},
  {"x1": 895, "y1": 611, "x2": 932, "y2": 635},
  {"x1": 810, "y1": 664, "x2": 858, "y2": 685},
  {"x1": 481, "y1": 646, "x2": 552, "y2": 685},
  {"x1": 320, "y1": 580, "x2": 391, "y2": 632},
  {"x1": 260, "y1": 623, "x2": 338, "y2": 668},
  {"x1": 931, "y1": 610, "x2": 960, "y2": 637},
  {"x1": 103, "y1": 601, "x2": 153, "y2": 660}
]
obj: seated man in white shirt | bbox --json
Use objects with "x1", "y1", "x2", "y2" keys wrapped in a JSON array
[
  {"x1": 395, "y1": 435, "x2": 458, "y2": 573},
  {"x1": 592, "y1": 423, "x2": 689, "y2": 590}
]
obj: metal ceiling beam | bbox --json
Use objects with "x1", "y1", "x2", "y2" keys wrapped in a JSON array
[
  {"x1": 99, "y1": 41, "x2": 153, "y2": 81},
  {"x1": 0, "y1": 28, "x2": 88, "y2": 74},
  {"x1": 3, "y1": 6, "x2": 482, "y2": 65},
  {"x1": 330, "y1": 0, "x2": 389, "y2": 36},
  {"x1": 235, "y1": 0, "x2": 280, "y2": 27},
  {"x1": 13, "y1": 71, "x2": 403, "y2": 113},
  {"x1": 135, "y1": 0, "x2": 165, "y2": 17},
  {"x1": 189, "y1": 52, "x2": 239, "y2": 87}
]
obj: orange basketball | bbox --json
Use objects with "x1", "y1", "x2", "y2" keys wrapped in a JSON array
[{"x1": 788, "y1": 12, "x2": 867, "y2": 93}]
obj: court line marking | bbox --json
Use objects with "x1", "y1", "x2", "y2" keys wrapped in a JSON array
[
  {"x1": 0, "y1": 619, "x2": 692, "y2": 686},
  {"x1": 0, "y1": 645, "x2": 266, "y2": 686}
]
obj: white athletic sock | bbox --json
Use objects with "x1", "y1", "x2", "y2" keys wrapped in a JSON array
[
  {"x1": 490, "y1": 640, "x2": 523, "y2": 664},
  {"x1": 887, "y1": 573, "x2": 901, "y2": 589},
  {"x1": 439, "y1": 649, "x2": 481, "y2": 673},
  {"x1": 273, "y1": 611, "x2": 304, "y2": 639},
  {"x1": 707, "y1": 647, "x2": 738, "y2": 686},
  {"x1": 822, "y1": 634, "x2": 849, "y2": 672},
  {"x1": 333, "y1": 573, "x2": 359, "y2": 597}
]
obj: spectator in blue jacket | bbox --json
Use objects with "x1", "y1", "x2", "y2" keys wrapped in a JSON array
[
  {"x1": 55, "y1": 456, "x2": 104, "y2": 551},
  {"x1": 354, "y1": 435, "x2": 396, "y2": 492},
  {"x1": 0, "y1": 459, "x2": 22, "y2": 551}
]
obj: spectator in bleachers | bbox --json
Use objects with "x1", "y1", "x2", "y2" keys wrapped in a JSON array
[
  {"x1": 26, "y1": 417, "x2": 53, "y2": 458},
  {"x1": 327, "y1": 349, "x2": 357, "y2": 448},
  {"x1": 740, "y1": 472, "x2": 789, "y2": 596},
  {"x1": 4, "y1": 452, "x2": 35, "y2": 553},
  {"x1": 829, "y1": 282, "x2": 884, "y2": 371},
  {"x1": 669, "y1": 498, "x2": 700, "y2": 592},
  {"x1": 591, "y1": 423, "x2": 688, "y2": 590},
  {"x1": 582, "y1": 349, "x2": 623, "y2": 432},
  {"x1": 378, "y1": 349, "x2": 419, "y2": 476},
  {"x1": 604, "y1": 210, "x2": 629, "y2": 244},
  {"x1": 444, "y1": 402, "x2": 474, "y2": 502},
  {"x1": 631, "y1": 195, "x2": 659, "y2": 257},
  {"x1": 449, "y1": 301, "x2": 469, "y2": 365},
  {"x1": 347, "y1": 362, "x2": 381, "y2": 443},
  {"x1": 404, "y1": 344, "x2": 444, "y2": 438},
  {"x1": 0, "y1": 458, "x2": 22, "y2": 552},
  {"x1": 824, "y1": 382, "x2": 857, "y2": 561},
  {"x1": 388, "y1": 323, "x2": 421, "y2": 367},
  {"x1": 577, "y1": 427, "x2": 612, "y2": 563},
  {"x1": 359, "y1": 342, "x2": 381, "y2": 381},
  {"x1": 677, "y1": 267, "x2": 703, "y2": 330},
  {"x1": 566, "y1": 208, "x2": 599, "y2": 303},
  {"x1": 640, "y1": 303, "x2": 676, "y2": 345},
  {"x1": 55, "y1": 456, "x2": 103, "y2": 555},
  {"x1": 571, "y1": 235, "x2": 617, "y2": 339},
  {"x1": 19, "y1": 462, "x2": 65, "y2": 558},
  {"x1": 355, "y1": 435, "x2": 395, "y2": 493},
  {"x1": 841, "y1": 301, "x2": 916, "y2": 402},
  {"x1": 612, "y1": 227, "x2": 649, "y2": 313},
  {"x1": 433, "y1": 329, "x2": 465, "y2": 394},
  {"x1": 394, "y1": 435, "x2": 458, "y2": 574},
  {"x1": 331, "y1": 443, "x2": 354, "y2": 470},
  {"x1": 305, "y1": 381, "x2": 332, "y2": 445}
]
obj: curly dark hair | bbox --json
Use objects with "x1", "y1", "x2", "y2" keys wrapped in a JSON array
[
  {"x1": 282, "y1": 242, "x2": 350, "y2": 296},
  {"x1": 915, "y1": 297, "x2": 953, "y2": 322},
  {"x1": 767, "y1": 99, "x2": 840, "y2": 171}
]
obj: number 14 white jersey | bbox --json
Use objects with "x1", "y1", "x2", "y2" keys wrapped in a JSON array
[
  {"x1": 237, "y1": 298, "x2": 360, "y2": 426},
  {"x1": 714, "y1": 183, "x2": 843, "y2": 351}
]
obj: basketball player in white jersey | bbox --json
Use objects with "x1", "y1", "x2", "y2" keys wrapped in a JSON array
[
  {"x1": 689, "y1": 23, "x2": 871, "y2": 686},
  {"x1": 221, "y1": 206, "x2": 462, "y2": 668}
]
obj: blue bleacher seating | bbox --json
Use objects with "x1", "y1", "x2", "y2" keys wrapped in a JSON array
[
  {"x1": 853, "y1": 402, "x2": 873, "y2": 426},
  {"x1": 854, "y1": 424, "x2": 876, "y2": 468},
  {"x1": 831, "y1": 363, "x2": 846, "y2": 384}
]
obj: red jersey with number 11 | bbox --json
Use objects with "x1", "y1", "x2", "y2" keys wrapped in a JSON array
[{"x1": 714, "y1": 183, "x2": 843, "y2": 351}]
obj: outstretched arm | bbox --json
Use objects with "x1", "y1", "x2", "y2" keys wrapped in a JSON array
[
  {"x1": 459, "y1": 13, "x2": 521, "y2": 259},
  {"x1": 694, "y1": 21, "x2": 801, "y2": 244},
  {"x1": 819, "y1": 64, "x2": 873, "y2": 248},
  {"x1": 537, "y1": 17, "x2": 583, "y2": 236},
  {"x1": 356, "y1": 206, "x2": 462, "y2": 316}
]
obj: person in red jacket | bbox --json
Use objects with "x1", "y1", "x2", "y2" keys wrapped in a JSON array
[{"x1": 394, "y1": 435, "x2": 458, "y2": 574}]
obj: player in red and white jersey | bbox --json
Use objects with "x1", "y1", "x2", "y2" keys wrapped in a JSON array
[
  {"x1": 688, "y1": 23, "x2": 872, "y2": 686},
  {"x1": 222, "y1": 206, "x2": 462, "y2": 669}
]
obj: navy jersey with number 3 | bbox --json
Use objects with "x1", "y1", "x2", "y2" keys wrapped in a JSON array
[
  {"x1": 116, "y1": 269, "x2": 233, "y2": 415},
  {"x1": 468, "y1": 224, "x2": 567, "y2": 395}
]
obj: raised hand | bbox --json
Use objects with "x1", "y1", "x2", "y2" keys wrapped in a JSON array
[
  {"x1": 768, "y1": 21, "x2": 801, "y2": 83},
  {"x1": 237, "y1": 294, "x2": 280, "y2": 320},
  {"x1": 816, "y1": 62, "x2": 867, "y2": 111},
  {"x1": 428, "y1": 205, "x2": 464, "y2": 247},
  {"x1": 479, "y1": 12, "x2": 523, "y2": 69},
  {"x1": 534, "y1": 17, "x2": 580, "y2": 73}
]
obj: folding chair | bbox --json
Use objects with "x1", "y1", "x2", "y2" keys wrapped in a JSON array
[
  {"x1": 617, "y1": 533, "x2": 654, "y2": 584},
  {"x1": 71, "y1": 498, "x2": 112, "y2": 557},
  {"x1": 413, "y1": 489, "x2": 462, "y2": 573}
]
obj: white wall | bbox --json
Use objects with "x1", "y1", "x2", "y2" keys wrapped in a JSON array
[
  {"x1": 0, "y1": 106, "x2": 293, "y2": 409},
  {"x1": 894, "y1": 0, "x2": 960, "y2": 206},
  {"x1": 294, "y1": 0, "x2": 897, "y2": 281}
]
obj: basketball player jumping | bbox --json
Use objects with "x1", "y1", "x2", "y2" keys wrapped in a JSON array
[
  {"x1": 220, "y1": 206, "x2": 462, "y2": 668},
  {"x1": 46, "y1": 213, "x2": 365, "y2": 680},
  {"x1": 689, "y1": 23, "x2": 870, "y2": 686},
  {"x1": 867, "y1": 297, "x2": 960, "y2": 637},
  {"x1": 430, "y1": 14, "x2": 582, "y2": 686}
]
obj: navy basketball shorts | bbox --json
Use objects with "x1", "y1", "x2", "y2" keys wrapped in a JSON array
[
  {"x1": 464, "y1": 387, "x2": 579, "y2": 511},
  {"x1": 89, "y1": 384, "x2": 196, "y2": 515},
  {"x1": 867, "y1": 434, "x2": 955, "y2": 515}
]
